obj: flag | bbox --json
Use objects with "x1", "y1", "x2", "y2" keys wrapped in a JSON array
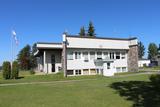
[{"x1": 12, "y1": 30, "x2": 19, "y2": 45}]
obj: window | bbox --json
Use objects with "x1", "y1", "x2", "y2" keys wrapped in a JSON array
[
  {"x1": 103, "y1": 52, "x2": 108, "y2": 59},
  {"x1": 116, "y1": 52, "x2": 120, "y2": 59},
  {"x1": 75, "y1": 70, "x2": 81, "y2": 75},
  {"x1": 67, "y1": 70, "x2": 74, "y2": 75},
  {"x1": 110, "y1": 52, "x2": 114, "y2": 59},
  {"x1": 97, "y1": 52, "x2": 102, "y2": 59},
  {"x1": 83, "y1": 69, "x2": 89, "y2": 75},
  {"x1": 90, "y1": 52, "x2": 95, "y2": 60},
  {"x1": 116, "y1": 67, "x2": 121, "y2": 72},
  {"x1": 107, "y1": 63, "x2": 110, "y2": 69},
  {"x1": 67, "y1": 52, "x2": 73, "y2": 60},
  {"x1": 122, "y1": 67, "x2": 127, "y2": 72},
  {"x1": 121, "y1": 52, "x2": 126, "y2": 59},
  {"x1": 83, "y1": 52, "x2": 88, "y2": 61},
  {"x1": 75, "y1": 52, "x2": 81, "y2": 59}
]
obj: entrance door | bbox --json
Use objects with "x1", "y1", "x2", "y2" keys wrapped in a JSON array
[
  {"x1": 103, "y1": 62, "x2": 115, "y2": 76},
  {"x1": 51, "y1": 55, "x2": 55, "y2": 72}
]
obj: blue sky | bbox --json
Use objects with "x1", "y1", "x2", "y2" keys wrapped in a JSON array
[{"x1": 0, "y1": 0, "x2": 160, "y2": 65}]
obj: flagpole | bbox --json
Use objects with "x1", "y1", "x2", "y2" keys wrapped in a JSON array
[{"x1": 11, "y1": 30, "x2": 13, "y2": 70}]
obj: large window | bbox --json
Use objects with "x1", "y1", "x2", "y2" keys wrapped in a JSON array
[
  {"x1": 83, "y1": 52, "x2": 88, "y2": 61},
  {"x1": 121, "y1": 52, "x2": 126, "y2": 59},
  {"x1": 90, "y1": 52, "x2": 95, "y2": 60},
  {"x1": 103, "y1": 52, "x2": 108, "y2": 59},
  {"x1": 97, "y1": 52, "x2": 102, "y2": 59},
  {"x1": 75, "y1": 70, "x2": 81, "y2": 75},
  {"x1": 67, "y1": 52, "x2": 73, "y2": 60},
  {"x1": 110, "y1": 52, "x2": 114, "y2": 59},
  {"x1": 116, "y1": 52, "x2": 120, "y2": 59},
  {"x1": 75, "y1": 52, "x2": 81, "y2": 59}
]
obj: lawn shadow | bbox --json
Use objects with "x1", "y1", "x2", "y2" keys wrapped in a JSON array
[
  {"x1": 110, "y1": 79, "x2": 160, "y2": 107},
  {"x1": 17, "y1": 76, "x2": 24, "y2": 79}
]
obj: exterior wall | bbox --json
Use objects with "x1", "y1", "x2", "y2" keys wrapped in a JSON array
[
  {"x1": 127, "y1": 45, "x2": 138, "y2": 72},
  {"x1": 66, "y1": 37, "x2": 130, "y2": 50},
  {"x1": 138, "y1": 60, "x2": 150, "y2": 67},
  {"x1": 67, "y1": 48, "x2": 128, "y2": 75}
]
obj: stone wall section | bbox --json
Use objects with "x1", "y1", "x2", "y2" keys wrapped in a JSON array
[{"x1": 128, "y1": 45, "x2": 139, "y2": 72}]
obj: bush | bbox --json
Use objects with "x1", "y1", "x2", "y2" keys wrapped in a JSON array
[
  {"x1": 11, "y1": 61, "x2": 19, "y2": 79},
  {"x1": 30, "y1": 70, "x2": 35, "y2": 75},
  {"x1": 2, "y1": 61, "x2": 11, "y2": 79},
  {"x1": 150, "y1": 75, "x2": 160, "y2": 84}
]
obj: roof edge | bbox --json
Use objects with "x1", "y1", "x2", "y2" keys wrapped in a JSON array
[
  {"x1": 37, "y1": 42, "x2": 62, "y2": 45},
  {"x1": 66, "y1": 35, "x2": 137, "y2": 41}
]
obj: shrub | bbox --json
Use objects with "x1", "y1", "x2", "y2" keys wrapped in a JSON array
[
  {"x1": 30, "y1": 70, "x2": 35, "y2": 75},
  {"x1": 150, "y1": 75, "x2": 160, "y2": 84},
  {"x1": 2, "y1": 61, "x2": 11, "y2": 79},
  {"x1": 11, "y1": 61, "x2": 19, "y2": 79}
]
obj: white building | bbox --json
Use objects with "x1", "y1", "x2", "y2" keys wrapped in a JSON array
[
  {"x1": 34, "y1": 33, "x2": 138, "y2": 76},
  {"x1": 138, "y1": 59, "x2": 150, "y2": 67}
]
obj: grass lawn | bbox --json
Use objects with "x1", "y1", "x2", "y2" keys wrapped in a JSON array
[{"x1": 0, "y1": 72, "x2": 158, "y2": 107}]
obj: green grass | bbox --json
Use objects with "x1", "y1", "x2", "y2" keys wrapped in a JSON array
[
  {"x1": 140, "y1": 66, "x2": 160, "y2": 70},
  {"x1": 0, "y1": 71, "x2": 152, "y2": 107}
]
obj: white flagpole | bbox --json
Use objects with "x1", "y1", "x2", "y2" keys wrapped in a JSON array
[{"x1": 11, "y1": 30, "x2": 13, "y2": 70}]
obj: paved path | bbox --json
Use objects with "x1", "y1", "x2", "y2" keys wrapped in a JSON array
[{"x1": 0, "y1": 79, "x2": 97, "y2": 87}]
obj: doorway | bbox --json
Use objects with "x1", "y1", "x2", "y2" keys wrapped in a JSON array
[{"x1": 51, "y1": 55, "x2": 55, "y2": 72}]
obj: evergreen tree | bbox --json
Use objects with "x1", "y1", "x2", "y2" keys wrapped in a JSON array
[
  {"x1": 11, "y1": 61, "x2": 19, "y2": 79},
  {"x1": 17, "y1": 45, "x2": 31, "y2": 70},
  {"x1": 2, "y1": 61, "x2": 11, "y2": 79},
  {"x1": 87, "y1": 21, "x2": 96, "y2": 37},
  {"x1": 138, "y1": 41, "x2": 145, "y2": 59},
  {"x1": 148, "y1": 43, "x2": 158, "y2": 61},
  {"x1": 79, "y1": 26, "x2": 85, "y2": 36}
]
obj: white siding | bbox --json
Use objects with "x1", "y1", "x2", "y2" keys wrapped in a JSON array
[{"x1": 67, "y1": 37, "x2": 130, "y2": 49}]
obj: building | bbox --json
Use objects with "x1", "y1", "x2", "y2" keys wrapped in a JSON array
[
  {"x1": 34, "y1": 33, "x2": 138, "y2": 76},
  {"x1": 138, "y1": 59, "x2": 150, "y2": 67}
]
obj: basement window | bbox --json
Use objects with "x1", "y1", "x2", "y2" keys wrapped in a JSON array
[
  {"x1": 75, "y1": 70, "x2": 81, "y2": 75},
  {"x1": 67, "y1": 70, "x2": 74, "y2": 75}
]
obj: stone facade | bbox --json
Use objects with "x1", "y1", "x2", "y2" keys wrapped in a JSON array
[{"x1": 127, "y1": 45, "x2": 138, "y2": 72}]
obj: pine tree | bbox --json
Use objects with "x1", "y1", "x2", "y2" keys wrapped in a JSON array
[
  {"x1": 148, "y1": 43, "x2": 158, "y2": 61},
  {"x1": 2, "y1": 61, "x2": 11, "y2": 79},
  {"x1": 138, "y1": 41, "x2": 145, "y2": 59},
  {"x1": 17, "y1": 45, "x2": 31, "y2": 70},
  {"x1": 79, "y1": 26, "x2": 85, "y2": 36},
  {"x1": 11, "y1": 61, "x2": 19, "y2": 79},
  {"x1": 87, "y1": 21, "x2": 96, "y2": 37}
]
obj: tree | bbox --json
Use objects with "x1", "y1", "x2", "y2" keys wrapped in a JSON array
[
  {"x1": 87, "y1": 21, "x2": 96, "y2": 37},
  {"x1": 11, "y1": 61, "x2": 19, "y2": 79},
  {"x1": 148, "y1": 43, "x2": 158, "y2": 61},
  {"x1": 79, "y1": 26, "x2": 86, "y2": 36},
  {"x1": 138, "y1": 41, "x2": 145, "y2": 59},
  {"x1": 2, "y1": 61, "x2": 11, "y2": 79},
  {"x1": 17, "y1": 45, "x2": 31, "y2": 70}
]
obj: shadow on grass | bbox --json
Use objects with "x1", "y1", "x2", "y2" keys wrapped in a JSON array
[
  {"x1": 17, "y1": 76, "x2": 24, "y2": 79},
  {"x1": 110, "y1": 75, "x2": 160, "y2": 107}
]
